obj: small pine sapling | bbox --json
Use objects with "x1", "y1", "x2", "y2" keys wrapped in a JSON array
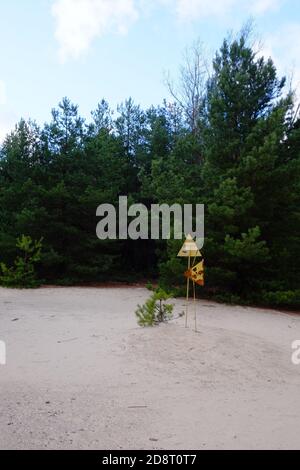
[{"x1": 135, "y1": 289, "x2": 174, "y2": 327}]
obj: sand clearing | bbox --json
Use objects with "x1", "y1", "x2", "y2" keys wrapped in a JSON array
[{"x1": 0, "y1": 286, "x2": 300, "y2": 450}]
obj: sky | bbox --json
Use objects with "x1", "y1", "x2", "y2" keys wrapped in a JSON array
[{"x1": 0, "y1": 0, "x2": 300, "y2": 141}]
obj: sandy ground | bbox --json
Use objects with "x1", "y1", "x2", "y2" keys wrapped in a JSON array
[{"x1": 0, "y1": 286, "x2": 300, "y2": 450}]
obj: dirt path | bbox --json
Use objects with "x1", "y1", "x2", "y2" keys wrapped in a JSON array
[{"x1": 0, "y1": 287, "x2": 300, "y2": 449}]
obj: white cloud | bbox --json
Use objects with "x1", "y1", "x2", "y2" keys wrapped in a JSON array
[
  {"x1": 174, "y1": 0, "x2": 283, "y2": 22},
  {"x1": 0, "y1": 80, "x2": 7, "y2": 106},
  {"x1": 251, "y1": 0, "x2": 281, "y2": 14},
  {"x1": 51, "y1": 0, "x2": 286, "y2": 62},
  {"x1": 0, "y1": 82, "x2": 17, "y2": 143},
  {"x1": 52, "y1": 0, "x2": 139, "y2": 62},
  {"x1": 0, "y1": 121, "x2": 13, "y2": 143},
  {"x1": 261, "y1": 23, "x2": 300, "y2": 100},
  {"x1": 0, "y1": 113, "x2": 16, "y2": 143},
  {"x1": 175, "y1": 0, "x2": 235, "y2": 21}
]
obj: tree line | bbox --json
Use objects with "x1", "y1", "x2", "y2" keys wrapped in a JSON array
[{"x1": 1, "y1": 29, "x2": 300, "y2": 308}]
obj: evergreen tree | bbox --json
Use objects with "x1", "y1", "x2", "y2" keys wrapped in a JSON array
[{"x1": 0, "y1": 29, "x2": 299, "y2": 307}]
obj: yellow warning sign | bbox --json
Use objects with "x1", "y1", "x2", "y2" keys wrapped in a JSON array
[{"x1": 177, "y1": 234, "x2": 202, "y2": 258}]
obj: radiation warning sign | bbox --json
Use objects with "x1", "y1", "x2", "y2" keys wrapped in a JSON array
[
  {"x1": 177, "y1": 234, "x2": 202, "y2": 258},
  {"x1": 177, "y1": 234, "x2": 205, "y2": 331},
  {"x1": 184, "y1": 260, "x2": 204, "y2": 286}
]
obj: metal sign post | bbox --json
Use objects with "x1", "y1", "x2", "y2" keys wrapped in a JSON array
[{"x1": 177, "y1": 234, "x2": 203, "y2": 331}]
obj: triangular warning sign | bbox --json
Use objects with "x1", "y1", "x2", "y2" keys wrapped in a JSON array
[
  {"x1": 184, "y1": 260, "x2": 205, "y2": 286},
  {"x1": 177, "y1": 234, "x2": 202, "y2": 257}
]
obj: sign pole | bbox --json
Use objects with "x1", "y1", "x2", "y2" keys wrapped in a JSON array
[
  {"x1": 193, "y1": 280, "x2": 197, "y2": 332},
  {"x1": 177, "y1": 234, "x2": 202, "y2": 330},
  {"x1": 185, "y1": 255, "x2": 191, "y2": 328}
]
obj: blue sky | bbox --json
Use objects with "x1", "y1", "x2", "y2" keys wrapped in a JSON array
[{"x1": 0, "y1": 0, "x2": 299, "y2": 140}]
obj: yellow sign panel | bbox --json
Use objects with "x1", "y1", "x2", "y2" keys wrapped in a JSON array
[
  {"x1": 184, "y1": 260, "x2": 204, "y2": 286},
  {"x1": 177, "y1": 234, "x2": 202, "y2": 258}
]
